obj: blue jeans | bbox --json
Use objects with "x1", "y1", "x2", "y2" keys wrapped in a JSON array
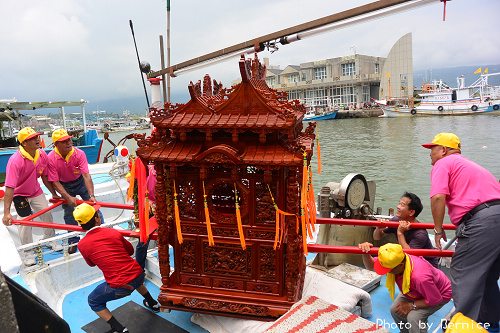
[
  {"x1": 61, "y1": 175, "x2": 104, "y2": 244},
  {"x1": 88, "y1": 272, "x2": 145, "y2": 312}
]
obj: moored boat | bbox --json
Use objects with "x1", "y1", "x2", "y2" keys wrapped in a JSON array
[
  {"x1": 303, "y1": 108, "x2": 339, "y2": 121},
  {"x1": 0, "y1": 100, "x2": 103, "y2": 183},
  {"x1": 375, "y1": 71, "x2": 500, "y2": 117}
]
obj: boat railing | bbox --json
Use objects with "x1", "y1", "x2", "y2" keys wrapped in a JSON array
[{"x1": 17, "y1": 218, "x2": 136, "y2": 271}]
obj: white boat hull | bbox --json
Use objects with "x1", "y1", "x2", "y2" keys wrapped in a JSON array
[{"x1": 378, "y1": 101, "x2": 500, "y2": 117}]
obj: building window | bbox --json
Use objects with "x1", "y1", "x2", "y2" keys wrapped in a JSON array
[
  {"x1": 287, "y1": 90, "x2": 300, "y2": 100},
  {"x1": 362, "y1": 84, "x2": 370, "y2": 103},
  {"x1": 302, "y1": 73, "x2": 306, "y2": 81},
  {"x1": 314, "y1": 67, "x2": 327, "y2": 80},
  {"x1": 375, "y1": 63, "x2": 379, "y2": 74},
  {"x1": 342, "y1": 63, "x2": 355, "y2": 76},
  {"x1": 288, "y1": 74, "x2": 299, "y2": 83},
  {"x1": 266, "y1": 77, "x2": 276, "y2": 86}
]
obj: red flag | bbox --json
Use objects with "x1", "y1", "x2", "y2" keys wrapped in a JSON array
[{"x1": 135, "y1": 157, "x2": 147, "y2": 242}]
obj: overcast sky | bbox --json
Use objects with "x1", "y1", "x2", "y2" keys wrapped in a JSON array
[{"x1": 1, "y1": 0, "x2": 499, "y2": 111}]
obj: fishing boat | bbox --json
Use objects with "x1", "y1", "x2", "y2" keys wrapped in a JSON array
[
  {"x1": 375, "y1": 71, "x2": 500, "y2": 117},
  {"x1": 303, "y1": 108, "x2": 339, "y2": 121},
  {"x1": 0, "y1": 100, "x2": 103, "y2": 183}
]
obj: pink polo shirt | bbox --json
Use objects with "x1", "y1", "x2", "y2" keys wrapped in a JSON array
[
  {"x1": 395, "y1": 255, "x2": 452, "y2": 306},
  {"x1": 430, "y1": 154, "x2": 500, "y2": 225},
  {"x1": 5, "y1": 149, "x2": 48, "y2": 198},
  {"x1": 146, "y1": 165, "x2": 156, "y2": 203},
  {"x1": 47, "y1": 147, "x2": 89, "y2": 183}
]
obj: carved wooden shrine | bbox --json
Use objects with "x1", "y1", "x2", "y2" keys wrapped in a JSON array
[{"x1": 136, "y1": 55, "x2": 317, "y2": 320}]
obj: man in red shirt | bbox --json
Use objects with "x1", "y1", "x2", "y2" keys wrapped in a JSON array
[{"x1": 74, "y1": 203, "x2": 159, "y2": 333}]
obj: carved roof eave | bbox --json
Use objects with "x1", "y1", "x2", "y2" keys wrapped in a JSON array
[{"x1": 136, "y1": 140, "x2": 304, "y2": 167}]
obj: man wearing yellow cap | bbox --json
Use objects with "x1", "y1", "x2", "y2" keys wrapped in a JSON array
[
  {"x1": 47, "y1": 129, "x2": 103, "y2": 254},
  {"x1": 74, "y1": 203, "x2": 159, "y2": 333},
  {"x1": 2, "y1": 127, "x2": 63, "y2": 266},
  {"x1": 374, "y1": 243, "x2": 452, "y2": 333},
  {"x1": 423, "y1": 133, "x2": 500, "y2": 330}
]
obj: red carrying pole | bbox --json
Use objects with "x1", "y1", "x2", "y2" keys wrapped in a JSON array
[
  {"x1": 22, "y1": 201, "x2": 64, "y2": 221},
  {"x1": 10, "y1": 219, "x2": 158, "y2": 240},
  {"x1": 315, "y1": 217, "x2": 457, "y2": 230},
  {"x1": 307, "y1": 244, "x2": 454, "y2": 257},
  {"x1": 49, "y1": 198, "x2": 134, "y2": 210}
]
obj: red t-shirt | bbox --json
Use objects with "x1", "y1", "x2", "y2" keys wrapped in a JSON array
[{"x1": 78, "y1": 227, "x2": 143, "y2": 288}]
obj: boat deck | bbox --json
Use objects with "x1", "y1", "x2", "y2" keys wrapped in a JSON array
[{"x1": 11, "y1": 246, "x2": 458, "y2": 333}]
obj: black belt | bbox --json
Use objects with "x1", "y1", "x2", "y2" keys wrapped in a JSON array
[
  {"x1": 60, "y1": 175, "x2": 83, "y2": 185},
  {"x1": 460, "y1": 199, "x2": 500, "y2": 224}
]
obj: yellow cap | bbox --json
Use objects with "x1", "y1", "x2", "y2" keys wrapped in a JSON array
[
  {"x1": 445, "y1": 312, "x2": 488, "y2": 332},
  {"x1": 73, "y1": 203, "x2": 101, "y2": 225},
  {"x1": 51, "y1": 129, "x2": 73, "y2": 143},
  {"x1": 422, "y1": 133, "x2": 461, "y2": 149},
  {"x1": 18, "y1": 127, "x2": 42, "y2": 143},
  {"x1": 374, "y1": 243, "x2": 405, "y2": 275}
]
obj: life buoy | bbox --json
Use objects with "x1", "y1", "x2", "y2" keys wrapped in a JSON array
[
  {"x1": 493, "y1": 104, "x2": 499, "y2": 110},
  {"x1": 410, "y1": 109, "x2": 417, "y2": 115},
  {"x1": 471, "y1": 105, "x2": 478, "y2": 111},
  {"x1": 438, "y1": 106, "x2": 444, "y2": 111}
]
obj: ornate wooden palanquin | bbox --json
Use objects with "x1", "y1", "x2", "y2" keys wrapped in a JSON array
[{"x1": 136, "y1": 55, "x2": 316, "y2": 320}]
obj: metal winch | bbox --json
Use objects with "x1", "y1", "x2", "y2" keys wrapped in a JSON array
[{"x1": 317, "y1": 173, "x2": 376, "y2": 219}]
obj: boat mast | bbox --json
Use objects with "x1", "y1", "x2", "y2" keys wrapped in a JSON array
[{"x1": 150, "y1": 0, "x2": 436, "y2": 78}]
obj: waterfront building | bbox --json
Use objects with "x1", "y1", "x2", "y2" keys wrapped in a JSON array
[{"x1": 256, "y1": 33, "x2": 413, "y2": 110}]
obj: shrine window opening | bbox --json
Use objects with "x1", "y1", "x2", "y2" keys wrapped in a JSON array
[{"x1": 211, "y1": 183, "x2": 245, "y2": 215}]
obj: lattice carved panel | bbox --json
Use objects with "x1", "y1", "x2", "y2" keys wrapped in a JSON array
[
  {"x1": 204, "y1": 243, "x2": 252, "y2": 278},
  {"x1": 178, "y1": 179, "x2": 197, "y2": 219}
]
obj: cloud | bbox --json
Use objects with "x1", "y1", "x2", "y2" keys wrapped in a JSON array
[{"x1": 1, "y1": 0, "x2": 499, "y2": 111}]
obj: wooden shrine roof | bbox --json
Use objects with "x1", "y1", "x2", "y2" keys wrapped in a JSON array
[{"x1": 149, "y1": 54, "x2": 306, "y2": 132}]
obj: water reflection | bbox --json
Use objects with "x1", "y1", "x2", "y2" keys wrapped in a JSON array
[{"x1": 313, "y1": 114, "x2": 500, "y2": 224}]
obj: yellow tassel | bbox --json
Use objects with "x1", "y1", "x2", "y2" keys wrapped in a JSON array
[
  {"x1": 173, "y1": 180, "x2": 183, "y2": 244},
  {"x1": 126, "y1": 158, "x2": 136, "y2": 202},
  {"x1": 203, "y1": 181, "x2": 214, "y2": 246},
  {"x1": 316, "y1": 126, "x2": 321, "y2": 174},
  {"x1": 234, "y1": 184, "x2": 246, "y2": 250}
]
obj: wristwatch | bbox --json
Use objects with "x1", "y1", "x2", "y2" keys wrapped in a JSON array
[
  {"x1": 434, "y1": 228, "x2": 443, "y2": 235},
  {"x1": 89, "y1": 194, "x2": 95, "y2": 198},
  {"x1": 412, "y1": 302, "x2": 418, "y2": 310}
]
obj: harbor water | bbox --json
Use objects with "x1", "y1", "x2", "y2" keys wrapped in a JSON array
[{"x1": 99, "y1": 114, "x2": 500, "y2": 225}]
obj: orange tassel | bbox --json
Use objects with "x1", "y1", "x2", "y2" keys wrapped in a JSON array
[
  {"x1": 267, "y1": 185, "x2": 297, "y2": 250},
  {"x1": 316, "y1": 126, "x2": 321, "y2": 174},
  {"x1": 126, "y1": 158, "x2": 136, "y2": 202},
  {"x1": 202, "y1": 181, "x2": 214, "y2": 246},
  {"x1": 308, "y1": 167, "x2": 317, "y2": 230},
  {"x1": 301, "y1": 152, "x2": 312, "y2": 238},
  {"x1": 234, "y1": 184, "x2": 246, "y2": 250},
  {"x1": 301, "y1": 207, "x2": 308, "y2": 255},
  {"x1": 173, "y1": 180, "x2": 183, "y2": 244}
]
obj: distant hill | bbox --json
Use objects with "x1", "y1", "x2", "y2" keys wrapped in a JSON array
[{"x1": 413, "y1": 64, "x2": 500, "y2": 88}]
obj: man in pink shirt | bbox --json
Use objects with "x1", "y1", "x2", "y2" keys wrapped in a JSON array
[
  {"x1": 47, "y1": 129, "x2": 103, "y2": 254},
  {"x1": 423, "y1": 132, "x2": 500, "y2": 330},
  {"x1": 2, "y1": 127, "x2": 63, "y2": 266},
  {"x1": 374, "y1": 243, "x2": 452, "y2": 333}
]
